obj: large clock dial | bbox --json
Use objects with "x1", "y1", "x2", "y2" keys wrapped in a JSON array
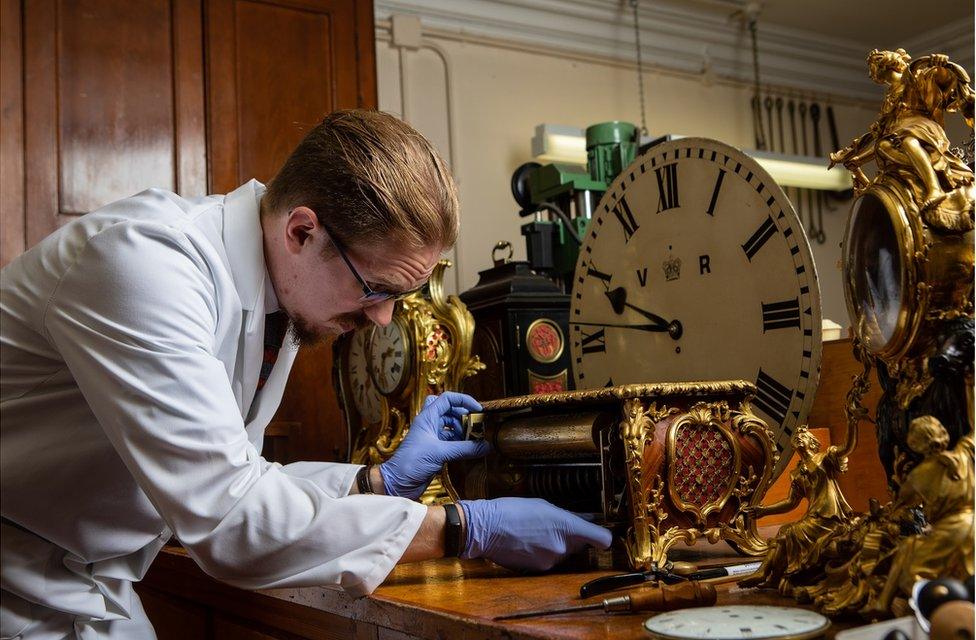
[
  {"x1": 570, "y1": 138, "x2": 822, "y2": 477},
  {"x1": 348, "y1": 328, "x2": 383, "y2": 424}
]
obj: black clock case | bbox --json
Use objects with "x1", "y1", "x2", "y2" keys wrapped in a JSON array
[{"x1": 460, "y1": 261, "x2": 574, "y2": 400}]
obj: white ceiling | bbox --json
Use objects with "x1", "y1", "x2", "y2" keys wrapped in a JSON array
[
  {"x1": 750, "y1": 0, "x2": 972, "y2": 47},
  {"x1": 376, "y1": 0, "x2": 975, "y2": 100}
]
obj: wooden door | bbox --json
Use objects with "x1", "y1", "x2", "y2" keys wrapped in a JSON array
[
  {"x1": 14, "y1": 0, "x2": 207, "y2": 259},
  {"x1": 204, "y1": 0, "x2": 377, "y2": 463},
  {"x1": 205, "y1": 0, "x2": 377, "y2": 192}
]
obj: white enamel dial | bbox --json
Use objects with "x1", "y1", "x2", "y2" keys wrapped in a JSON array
[
  {"x1": 570, "y1": 138, "x2": 822, "y2": 477},
  {"x1": 644, "y1": 605, "x2": 830, "y2": 640},
  {"x1": 347, "y1": 328, "x2": 383, "y2": 424},
  {"x1": 368, "y1": 318, "x2": 411, "y2": 397}
]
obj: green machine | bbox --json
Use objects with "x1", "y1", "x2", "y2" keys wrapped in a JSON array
[{"x1": 512, "y1": 121, "x2": 639, "y2": 288}]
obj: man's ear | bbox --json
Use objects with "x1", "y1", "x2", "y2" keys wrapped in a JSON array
[{"x1": 283, "y1": 207, "x2": 319, "y2": 254}]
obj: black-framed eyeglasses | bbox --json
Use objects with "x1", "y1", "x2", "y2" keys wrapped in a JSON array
[{"x1": 320, "y1": 219, "x2": 426, "y2": 306}]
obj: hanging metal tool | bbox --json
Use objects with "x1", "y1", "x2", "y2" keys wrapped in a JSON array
[
  {"x1": 826, "y1": 104, "x2": 841, "y2": 154},
  {"x1": 788, "y1": 99, "x2": 798, "y2": 154},
  {"x1": 747, "y1": 13, "x2": 766, "y2": 150},
  {"x1": 764, "y1": 95, "x2": 775, "y2": 152},
  {"x1": 798, "y1": 101, "x2": 815, "y2": 240},
  {"x1": 786, "y1": 98, "x2": 800, "y2": 224},
  {"x1": 824, "y1": 103, "x2": 849, "y2": 210},
  {"x1": 752, "y1": 96, "x2": 764, "y2": 150},
  {"x1": 809, "y1": 102, "x2": 826, "y2": 244},
  {"x1": 495, "y1": 581, "x2": 716, "y2": 621},
  {"x1": 629, "y1": 0, "x2": 648, "y2": 136},
  {"x1": 775, "y1": 96, "x2": 784, "y2": 153}
]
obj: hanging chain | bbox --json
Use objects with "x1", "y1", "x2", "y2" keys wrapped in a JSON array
[
  {"x1": 748, "y1": 16, "x2": 766, "y2": 150},
  {"x1": 630, "y1": 0, "x2": 648, "y2": 136}
]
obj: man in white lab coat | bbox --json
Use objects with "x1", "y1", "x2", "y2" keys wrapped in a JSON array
[{"x1": 0, "y1": 110, "x2": 611, "y2": 639}]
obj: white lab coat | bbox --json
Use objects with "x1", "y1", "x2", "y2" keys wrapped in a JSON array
[{"x1": 0, "y1": 181, "x2": 427, "y2": 639}]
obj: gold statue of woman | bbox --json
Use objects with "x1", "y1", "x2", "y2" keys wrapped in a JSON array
[
  {"x1": 869, "y1": 416, "x2": 975, "y2": 614},
  {"x1": 830, "y1": 49, "x2": 974, "y2": 231},
  {"x1": 740, "y1": 426, "x2": 854, "y2": 594}
]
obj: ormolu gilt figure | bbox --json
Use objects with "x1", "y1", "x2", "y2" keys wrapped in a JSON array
[
  {"x1": 740, "y1": 426, "x2": 854, "y2": 595},
  {"x1": 830, "y1": 49, "x2": 974, "y2": 231},
  {"x1": 869, "y1": 416, "x2": 975, "y2": 615}
]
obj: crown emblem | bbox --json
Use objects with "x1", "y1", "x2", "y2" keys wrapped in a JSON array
[{"x1": 662, "y1": 248, "x2": 681, "y2": 281}]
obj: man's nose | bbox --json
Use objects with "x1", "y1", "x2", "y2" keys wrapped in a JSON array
[{"x1": 363, "y1": 299, "x2": 396, "y2": 327}]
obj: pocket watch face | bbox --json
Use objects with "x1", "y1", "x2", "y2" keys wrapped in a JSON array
[
  {"x1": 569, "y1": 138, "x2": 822, "y2": 477},
  {"x1": 348, "y1": 328, "x2": 383, "y2": 424},
  {"x1": 644, "y1": 605, "x2": 830, "y2": 640},
  {"x1": 843, "y1": 189, "x2": 908, "y2": 355},
  {"x1": 369, "y1": 318, "x2": 411, "y2": 396}
]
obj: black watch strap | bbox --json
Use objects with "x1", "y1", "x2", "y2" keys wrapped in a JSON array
[
  {"x1": 356, "y1": 465, "x2": 374, "y2": 494},
  {"x1": 443, "y1": 503, "x2": 462, "y2": 558}
]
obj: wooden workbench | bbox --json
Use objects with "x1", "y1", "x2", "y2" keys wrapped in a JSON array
[{"x1": 138, "y1": 540, "x2": 861, "y2": 640}]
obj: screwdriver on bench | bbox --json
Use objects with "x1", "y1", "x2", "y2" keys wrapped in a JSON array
[{"x1": 494, "y1": 580, "x2": 716, "y2": 621}]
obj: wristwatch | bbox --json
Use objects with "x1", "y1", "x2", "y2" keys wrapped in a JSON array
[{"x1": 443, "y1": 503, "x2": 463, "y2": 558}]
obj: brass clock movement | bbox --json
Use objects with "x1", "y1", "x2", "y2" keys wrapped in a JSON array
[
  {"x1": 334, "y1": 260, "x2": 485, "y2": 473},
  {"x1": 570, "y1": 137, "x2": 823, "y2": 477}
]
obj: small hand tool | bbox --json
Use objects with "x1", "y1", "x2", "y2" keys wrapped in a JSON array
[
  {"x1": 752, "y1": 95, "x2": 765, "y2": 150},
  {"x1": 787, "y1": 99, "x2": 798, "y2": 154},
  {"x1": 775, "y1": 97, "x2": 785, "y2": 153},
  {"x1": 579, "y1": 561, "x2": 694, "y2": 598},
  {"x1": 579, "y1": 560, "x2": 762, "y2": 598},
  {"x1": 810, "y1": 102, "x2": 827, "y2": 243},
  {"x1": 495, "y1": 581, "x2": 716, "y2": 621},
  {"x1": 798, "y1": 101, "x2": 808, "y2": 156},
  {"x1": 826, "y1": 104, "x2": 841, "y2": 154},
  {"x1": 764, "y1": 96, "x2": 775, "y2": 152}
]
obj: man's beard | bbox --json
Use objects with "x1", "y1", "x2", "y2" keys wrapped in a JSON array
[{"x1": 287, "y1": 310, "x2": 372, "y2": 348}]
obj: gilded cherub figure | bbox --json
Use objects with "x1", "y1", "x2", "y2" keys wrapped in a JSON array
[
  {"x1": 867, "y1": 416, "x2": 974, "y2": 615},
  {"x1": 830, "y1": 49, "x2": 974, "y2": 232},
  {"x1": 740, "y1": 426, "x2": 853, "y2": 595}
]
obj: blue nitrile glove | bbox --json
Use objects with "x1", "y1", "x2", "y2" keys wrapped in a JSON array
[
  {"x1": 459, "y1": 497, "x2": 613, "y2": 571},
  {"x1": 379, "y1": 392, "x2": 491, "y2": 500}
]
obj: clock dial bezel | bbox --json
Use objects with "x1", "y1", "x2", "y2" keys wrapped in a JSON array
[
  {"x1": 643, "y1": 605, "x2": 831, "y2": 640},
  {"x1": 842, "y1": 182, "x2": 922, "y2": 359},
  {"x1": 568, "y1": 137, "x2": 823, "y2": 478},
  {"x1": 367, "y1": 316, "x2": 414, "y2": 399},
  {"x1": 346, "y1": 327, "x2": 384, "y2": 424}
]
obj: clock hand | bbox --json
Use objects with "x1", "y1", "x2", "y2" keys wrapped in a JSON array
[
  {"x1": 573, "y1": 321, "x2": 671, "y2": 333},
  {"x1": 603, "y1": 287, "x2": 683, "y2": 340}
]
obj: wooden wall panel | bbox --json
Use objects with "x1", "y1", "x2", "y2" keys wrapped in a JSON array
[
  {"x1": 57, "y1": 0, "x2": 176, "y2": 214},
  {"x1": 205, "y1": 0, "x2": 378, "y2": 462},
  {"x1": 0, "y1": 0, "x2": 25, "y2": 266},
  {"x1": 21, "y1": 0, "x2": 206, "y2": 246},
  {"x1": 206, "y1": 0, "x2": 375, "y2": 192}
]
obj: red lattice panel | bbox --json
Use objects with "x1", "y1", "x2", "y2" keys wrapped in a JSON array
[{"x1": 672, "y1": 424, "x2": 733, "y2": 506}]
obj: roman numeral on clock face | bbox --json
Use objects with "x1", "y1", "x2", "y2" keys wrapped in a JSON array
[
  {"x1": 762, "y1": 298, "x2": 801, "y2": 332},
  {"x1": 586, "y1": 263, "x2": 613, "y2": 284},
  {"x1": 741, "y1": 215, "x2": 778, "y2": 261},
  {"x1": 580, "y1": 328, "x2": 607, "y2": 354},
  {"x1": 706, "y1": 168, "x2": 726, "y2": 216},
  {"x1": 655, "y1": 163, "x2": 679, "y2": 213},
  {"x1": 612, "y1": 197, "x2": 639, "y2": 242},
  {"x1": 753, "y1": 368, "x2": 793, "y2": 426}
]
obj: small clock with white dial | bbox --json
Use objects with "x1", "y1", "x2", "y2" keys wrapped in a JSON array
[
  {"x1": 347, "y1": 328, "x2": 383, "y2": 424},
  {"x1": 368, "y1": 317, "x2": 413, "y2": 397}
]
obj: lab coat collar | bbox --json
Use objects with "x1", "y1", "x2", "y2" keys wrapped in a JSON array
[{"x1": 223, "y1": 180, "x2": 268, "y2": 313}]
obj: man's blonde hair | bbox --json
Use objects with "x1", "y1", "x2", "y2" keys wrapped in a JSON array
[{"x1": 265, "y1": 110, "x2": 458, "y2": 251}]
